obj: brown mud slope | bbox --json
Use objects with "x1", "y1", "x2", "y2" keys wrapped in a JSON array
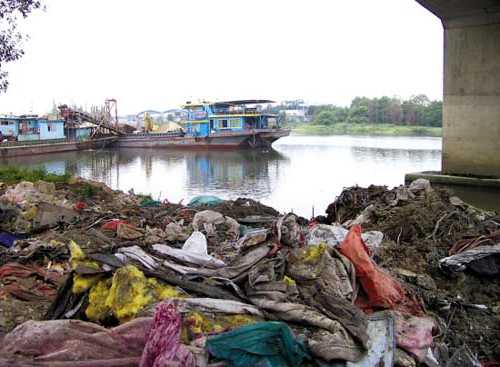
[{"x1": 326, "y1": 184, "x2": 500, "y2": 360}]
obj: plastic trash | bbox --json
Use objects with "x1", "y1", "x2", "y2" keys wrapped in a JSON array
[
  {"x1": 307, "y1": 224, "x2": 383, "y2": 255},
  {"x1": 362, "y1": 231, "x2": 384, "y2": 254},
  {"x1": 439, "y1": 244, "x2": 500, "y2": 276},
  {"x1": 339, "y1": 225, "x2": 419, "y2": 313},
  {"x1": 347, "y1": 312, "x2": 395, "y2": 367},
  {"x1": 183, "y1": 231, "x2": 208, "y2": 254},
  {"x1": 408, "y1": 178, "x2": 432, "y2": 194},
  {"x1": 306, "y1": 224, "x2": 348, "y2": 247},
  {"x1": 86, "y1": 264, "x2": 183, "y2": 322},
  {"x1": 153, "y1": 231, "x2": 225, "y2": 268},
  {"x1": 277, "y1": 213, "x2": 302, "y2": 246},
  {"x1": 0, "y1": 231, "x2": 22, "y2": 248},
  {"x1": 206, "y1": 321, "x2": 311, "y2": 367},
  {"x1": 192, "y1": 210, "x2": 225, "y2": 232},
  {"x1": 187, "y1": 195, "x2": 224, "y2": 208},
  {"x1": 236, "y1": 229, "x2": 268, "y2": 249},
  {"x1": 164, "y1": 222, "x2": 190, "y2": 242},
  {"x1": 191, "y1": 210, "x2": 239, "y2": 241}
]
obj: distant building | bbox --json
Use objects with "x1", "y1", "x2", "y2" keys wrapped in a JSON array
[
  {"x1": 0, "y1": 115, "x2": 65, "y2": 141},
  {"x1": 163, "y1": 109, "x2": 188, "y2": 123},
  {"x1": 283, "y1": 109, "x2": 307, "y2": 120},
  {"x1": 279, "y1": 100, "x2": 310, "y2": 122}
]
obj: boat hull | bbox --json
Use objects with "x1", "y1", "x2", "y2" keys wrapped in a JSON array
[
  {"x1": 116, "y1": 129, "x2": 290, "y2": 149},
  {"x1": 0, "y1": 137, "x2": 117, "y2": 158}
]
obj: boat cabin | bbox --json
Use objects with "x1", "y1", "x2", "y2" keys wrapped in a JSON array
[
  {"x1": 0, "y1": 115, "x2": 65, "y2": 142},
  {"x1": 182, "y1": 100, "x2": 279, "y2": 137}
]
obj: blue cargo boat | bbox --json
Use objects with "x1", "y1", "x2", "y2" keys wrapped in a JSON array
[{"x1": 118, "y1": 99, "x2": 290, "y2": 149}]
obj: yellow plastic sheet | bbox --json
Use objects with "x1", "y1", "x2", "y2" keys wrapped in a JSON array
[
  {"x1": 86, "y1": 265, "x2": 184, "y2": 322},
  {"x1": 69, "y1": 241, "x2": 101, "y2": 293}
]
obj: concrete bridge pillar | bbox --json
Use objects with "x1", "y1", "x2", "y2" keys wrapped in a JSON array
[
  {"x1": 416, "y1": 1, "x2": 500, "y2": 177},
  {"x1": 443, "y1": 21, "x2": 500, "y2": 177}
]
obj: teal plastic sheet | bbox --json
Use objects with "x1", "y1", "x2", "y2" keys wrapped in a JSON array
[
  {"x1": 187, "y1": 195, "x2": 224, "y2": 207},
  {"x1": 206, "y1": 321, "x2": 311, "y2": 367},
  {"x1": 140, "y1": 198, "x2": 161, "y2": 207}
]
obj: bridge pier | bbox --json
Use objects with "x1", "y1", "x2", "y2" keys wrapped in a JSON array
[
  {"x1": 414, "y1": 1, "x2": 500, "y2": 178},
  {"x1": 443, "y1": 21, "x2": 500, "y2": 177}
]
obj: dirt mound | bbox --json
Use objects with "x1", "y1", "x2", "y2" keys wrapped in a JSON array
[
  {"x1": 323, "y1": 184, "x2": 500, "y2": 360},
  {"x1": 200, "y1": 198, "x2": 280, "y2": 219}
]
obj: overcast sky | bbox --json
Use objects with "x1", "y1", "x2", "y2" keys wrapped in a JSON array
[{"x1": 0, "y1": 0, "x2": 443, "y2": 115}]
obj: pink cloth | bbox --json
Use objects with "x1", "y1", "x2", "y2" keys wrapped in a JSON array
[
  {"x1": 394, "y1": 311, "x2": 435, "y2": 362},
  {"x1": 0, "y1": 318, "x2": 152, "y2": 366},
  {"x1": 140, "y1": 301, "x2": 196, "y2": 367}
]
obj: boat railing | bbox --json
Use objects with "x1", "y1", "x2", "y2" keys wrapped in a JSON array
[
  {"x1": 0, "y1": 138, "x2": 72, "y2": 147},
  {"x1": 211, "y1": 109, "x2": 276, "y2": 116},
  {"x1": 124, "y1": 131, "x2": 185, "y2": 138}
]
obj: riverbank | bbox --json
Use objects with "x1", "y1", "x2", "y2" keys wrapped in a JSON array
[
  {"x1": 0, "y1": 171, "x2": 498, "y2": 364},
  {"x1": 291, "y1": 123, "x2": 442, "y2": 137}
]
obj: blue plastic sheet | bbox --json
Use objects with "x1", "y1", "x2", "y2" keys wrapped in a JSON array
[
  {"x1": 206, "y1": 321, "x2": 311, "y2": 367},
  {"x1": 0, "y1": 232, "x2": 21, "y2": 248}
]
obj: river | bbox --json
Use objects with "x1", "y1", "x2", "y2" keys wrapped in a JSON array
[{"x1": 10, "y1": 135, "x2": 484, "y2": 216}]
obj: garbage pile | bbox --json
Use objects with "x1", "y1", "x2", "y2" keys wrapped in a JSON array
[{"x1": 0, "y1": 177, "x2": 499, "y2": 366}]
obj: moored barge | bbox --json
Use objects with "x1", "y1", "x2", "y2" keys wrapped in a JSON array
[{"x1": 117, "y1": 100, "x2": 290, "y2": 149}]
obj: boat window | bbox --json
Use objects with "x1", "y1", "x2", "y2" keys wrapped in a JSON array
[
  {"x1": 1, "y1": 120, "x2": 10, "y2": 125},
  {"x1": 229, "y1": 118, "x2": 241, "y2": 128},
  {"x1": 221, "y1": 120, "x2": 228, "y2": 128}
]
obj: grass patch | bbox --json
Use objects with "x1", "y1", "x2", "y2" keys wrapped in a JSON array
[
  {"x1": 72, "y1": 183, "x2": 98, "y2": 198},
  {"x1": 291, "y1": 123, "x2": 442, "y2": 137},
  {"x1": 0, "y1": 166, "x2": 71, "y2": 184}
]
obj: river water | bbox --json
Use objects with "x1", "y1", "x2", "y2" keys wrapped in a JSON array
[{"x1": 2, "y1": 135, "x2": 464, "y2": 216}]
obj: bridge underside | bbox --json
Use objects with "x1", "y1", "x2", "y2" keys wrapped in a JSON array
[{"x1": 417, "y1": 1, "x2": 500, "y2": 177}]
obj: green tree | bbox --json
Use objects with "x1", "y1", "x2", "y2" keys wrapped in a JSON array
[{"x1": 348, "y1": 97, "x2": 370, "y2": 124}]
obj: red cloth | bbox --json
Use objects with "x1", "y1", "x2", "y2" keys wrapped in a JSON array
[
  {"x1": 0, "y1": 263, "x2": 61, "y2": 301},
  {"x1": 74, "y1": 201, "x2": 88, "y2": 211},
  {"x1": 101, "y1": 219, "x2": 132, "y2": 232}
]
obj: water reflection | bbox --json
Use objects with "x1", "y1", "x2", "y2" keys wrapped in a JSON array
[
  {"x1": 1, "y1": 148, "x2": 290, "y2": 204},
  {"x1": 8, "y1": 135, "x2": 497, "y2": 216}
]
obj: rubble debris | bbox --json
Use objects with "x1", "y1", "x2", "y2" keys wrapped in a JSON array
[{"x1": 0, "y1": 175, "x2": 499, "y2": 364}]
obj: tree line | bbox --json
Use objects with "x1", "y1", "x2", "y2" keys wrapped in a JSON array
[{"x1": 308, "y1": 95, "x2": 442, "y2": 127}]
